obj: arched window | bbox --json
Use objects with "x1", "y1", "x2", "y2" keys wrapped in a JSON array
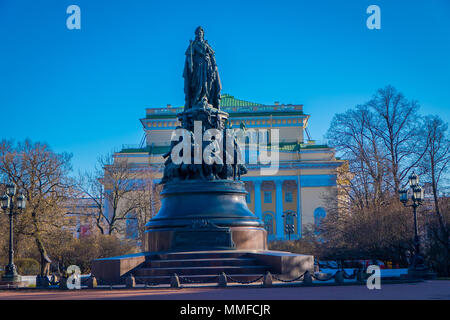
[
  {"x1": 314, "y1": 207, "x2": 326, "y2": 233},
  {"x1": 263, "y1": 213, "x2": 274, "y2": 235}
]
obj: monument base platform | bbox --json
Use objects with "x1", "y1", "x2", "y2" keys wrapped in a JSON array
[
  {"x1": 92, "y1": 250, "x2": 314, "y2": 283},
  {"x1": 145, "y1": 226, "x2": 267, "y2": 252},
  {"x1": 407, "y1": 269, "x2": 438, "y2": 280},
  {"x1": 145, "y1": 180, "x2": 268, "y2": 252},
  {"x1": 0, "y1": 280, "x2": 27, "y2": 288}
]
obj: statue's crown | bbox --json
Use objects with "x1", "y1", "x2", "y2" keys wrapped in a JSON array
[{"x1": 195, "y1": 26, "x2": 204, "y2": 35}]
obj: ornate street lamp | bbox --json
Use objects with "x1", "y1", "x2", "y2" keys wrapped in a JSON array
[
  {"x1": 1, "y1": 183, "x2": 26, "y2": 283},
  {"x1": 282, "y1": 210, "x2": 297, "y2": 241},
  {"x1": 399, "y1": 171, "x2": 426, "y2": 271},
  {"x1": 408, "y1": 172, "x2": 419, "y2": 188},
  {"x1": 285, "y1": 224, "x2": 295, "y2": 240}
]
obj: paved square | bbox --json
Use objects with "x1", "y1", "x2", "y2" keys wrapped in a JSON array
[{"x1": 0, "y1": 280, "x2": 448, "y2": 300}]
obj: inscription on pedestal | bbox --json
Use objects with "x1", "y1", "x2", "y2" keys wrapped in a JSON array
[{"x1": 173, "y1": 229, "x2": 235, "y2": 250}]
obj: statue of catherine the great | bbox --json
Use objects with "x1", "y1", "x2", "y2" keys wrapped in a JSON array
[{"x1": 183, "y1": 26, "x2": 222, "y2": 110}]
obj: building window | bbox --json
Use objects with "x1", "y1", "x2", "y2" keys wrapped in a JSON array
[
  {"x1": 264, "y1": 191, "x2": 272, "y2": 203},
  {"x1": 285, "y1": 191, "x2": 293, "y2": 203},
  {"x1": 263, "y1": 214, "x2": 274, "y2": 235},
  {"x1": 314, "y1": 207, "x2": 326, "y2": 233}
]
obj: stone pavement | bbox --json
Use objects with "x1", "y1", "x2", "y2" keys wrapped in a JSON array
[{"x1": 0, "y1": 280, "x2": 448, "y2": 300}]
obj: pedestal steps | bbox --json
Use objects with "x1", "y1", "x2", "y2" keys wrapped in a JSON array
[
  {"x1": 135, "y1": 265, "x2": 268, "y2": 277},
  {"x1": 147, "y1": 257, "x2": 260, "y2": 268},
  {"x1": 132, "y1": 274, "x2": 266, "y2": 285},
  {"x1": 154, "y1": 250, "x2": 253, "y2": 260},
  {"x1": 92, "y1": 250, "x2": 315, "y2": 284},
  {"x1": 130, "y1": 251, "x2": 272, "y2": 284}
]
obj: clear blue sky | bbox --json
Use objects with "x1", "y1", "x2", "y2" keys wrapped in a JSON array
[{"x1": 1, "y1": 0, "x2": 449, "y2": 174}]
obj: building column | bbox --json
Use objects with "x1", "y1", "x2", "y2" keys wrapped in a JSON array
[
  {"x1": 297, "y1": 175, "x2": 302, "y2": 238},
  {"x1": 254, "y1": 180, "x2": 262, "y2": 219},
  {"x1": 275, "y1": 179, "x2": 284, "y2": 240}
]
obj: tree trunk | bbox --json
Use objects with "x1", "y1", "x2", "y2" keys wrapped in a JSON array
[
  {"x1": 32, "y1": 209, "x2": 49, "y2": 277},
  {"x1": 34, "y1": 232, "x2": 48, "y2": 277}
]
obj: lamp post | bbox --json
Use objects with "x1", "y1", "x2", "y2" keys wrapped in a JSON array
[
  {"x1": 282, "y1": 210, "x2": 296, "y2": 241},
  {"x1": 1, "y1": 183, "x2": 26, "y2": 283},
  {"x1": 399, "y1": 172, "x2": 426, "y2": 271}
]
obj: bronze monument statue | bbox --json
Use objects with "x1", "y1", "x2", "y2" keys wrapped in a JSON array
[
  {"x1": 146, "y1": 27, "x2": 265, "y2": 251},
  {"x1": 91, "y1": 28, "x2": 314, "y2": 283},
  {"x1": 160, "y1": 27, "x2": 247, "y2": 184},
  {"x1": 183, "y1": 26, "x2": 221, "y2": 110}
]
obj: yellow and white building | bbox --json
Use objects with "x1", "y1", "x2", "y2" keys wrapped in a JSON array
[{"x1": 113, "y1": 94, "x2": 345, "y2": 241}]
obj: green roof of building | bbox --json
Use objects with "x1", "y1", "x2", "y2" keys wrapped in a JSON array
[
  {"x1": 144, "y1": 94, "x2": 306, "y2": 119},
  {"x1": 145, "y1": 110, "x2": 304, "y2": 119},
  {"x1": 119, "y1": 145, "x2": 171, "y2": 154},
  {"x1": 220, "y1": 94, "x2": 262, "y2": 107},
  {"x1": 229, "y1": 111, "x2": 304, "y2": 117},
  {"x1": 119, "y1": 142, "x2": 329, "y2": 154},
  {"x1": 145, "y1": 114, "x2": 180, "y2": 119},
  {"x1": 269, "y1": 142, "x2": 329, "y2": 151}
]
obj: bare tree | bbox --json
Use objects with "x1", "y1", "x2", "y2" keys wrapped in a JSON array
[
  {"x1": 323, "y1": 86, "x2": 438, "y2": 266},
  {"x1": 420, "y1": 115, "x2": 450, "y2": 223},
  {"x1": 367, "y1": 85, "x2": 426, "y2": 193},
  {"x1": 327, "y1": 104, "x2": 388, "y2": 209},
  {"x1": 0, "y1": 139, "x2": 74, "y2": 275},
  {"x1": 419, "y1": 115, "x2": 450, "y2": 275},
  {"x1": 131, "y1": 171, "x2": 161, "y2": 246},
  {"x1": 76, "y1": 169, "x2": 106, "y2": 235},
  {"x1": 327, "y1": 86, "x2": 428, "y2": 207},
  {"x1": 77, "y1": 153, "x2": 160, "y2": 242},
  {"x1": 95, "y1": 154, "x2": 138, "y2": 235}
]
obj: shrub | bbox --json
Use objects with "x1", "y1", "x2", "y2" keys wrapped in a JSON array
[
  {"x1": 15, "y1": 258, "x2": 40, "y2": 275},
  {"x1": 55, "y1": 235, "x2": 137, "y2": 274}
]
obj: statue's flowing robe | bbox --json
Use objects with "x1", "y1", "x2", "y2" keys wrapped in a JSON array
[{"x1": 183, "y1": 39, "x2": 221, "y2": 109}]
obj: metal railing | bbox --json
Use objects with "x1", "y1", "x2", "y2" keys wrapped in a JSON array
[{"x1": 0, "y1": 267, "x2": 396, "y2": 290}]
